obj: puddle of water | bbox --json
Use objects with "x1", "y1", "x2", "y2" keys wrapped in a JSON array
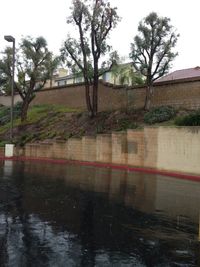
[{"x1": 0, "y1": 160, "x2": 199, "y2": 266}]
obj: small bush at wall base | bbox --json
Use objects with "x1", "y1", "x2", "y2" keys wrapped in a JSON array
[
  {"x1": 175, "y1": 110, "x2": 200, "y2": 126},
  {"x1": 0, "y1": 140, "x2": 8, "y2": 147},
  {"x1": 144, "y1": 106, "x2": 176, "y2": 124},
  {"x1": 117, "y1": 120, "x2": 138, "y2": 131},
  {"x1": 96, "y1": 124, "x2": 105, "y2": 134}
]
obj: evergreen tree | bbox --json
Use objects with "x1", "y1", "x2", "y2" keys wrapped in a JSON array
[
  {"x1": 0, "y1": 36, "x2": 59, "y2": 121},
  {"x1": 130, "y1": 12, "x2": 179, "y2": 110}
]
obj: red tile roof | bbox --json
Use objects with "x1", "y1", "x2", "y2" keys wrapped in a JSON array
[{"x1": 155, "y1": 66, "x2": 200, "y2": 83}]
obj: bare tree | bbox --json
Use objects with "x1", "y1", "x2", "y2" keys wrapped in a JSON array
[{"x1": 61, "y1": 0, "x2": 120, "y2": 117}]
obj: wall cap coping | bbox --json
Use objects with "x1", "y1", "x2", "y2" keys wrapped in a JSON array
[
  {"x1": 42, "y1": 82, "x2": 85, "y2": 92},
  {"x1": 96, "y1": 134, "x2": 112, "y2": 138},
  {"x1": 54, "y1": 140, "x2": 67, "y2": 144},
  {"x1": 127, "y1": 129, "x2": 144, "y2": 133},
  {"x1": 112, "y1": 131, "x2": 127, "y2": 135},
  {"x1": 82, "y1": 136, "x2": 96, "y2": 140},
  {"x1": 68, "y1": 137, "x2": 82, "y2": 141},
  {"x1": 143, "y1": 126, "x2": 200, "y2": 130},
  {"x1": 3, "y1": 75, "x2": 200, "y2": 98},
  {"x1": 34, "y1": 143, "x2": 53, "y2": 147},
  {"x1": 26, "y1": 143, "x2": 40, "y2": 146}
]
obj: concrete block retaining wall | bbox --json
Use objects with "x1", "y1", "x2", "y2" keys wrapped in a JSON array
[
  {"x1": 31, "y1": 79, "x2": 200, "y2": 111},
  {"x1": 10, "y1": 127, "x2": 200, "y2": 176},
  {"x1": 3, "y1": 79, "x2": 200, "y2": 111}
]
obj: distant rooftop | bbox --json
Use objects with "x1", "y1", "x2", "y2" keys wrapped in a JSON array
[{"x1": 155, "y1": 66, "x2": 200, "y2": 83}]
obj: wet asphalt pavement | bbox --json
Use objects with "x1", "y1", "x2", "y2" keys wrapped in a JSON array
[{"x1": 0, "y1": 160, "x2": 199, "y2": 266}]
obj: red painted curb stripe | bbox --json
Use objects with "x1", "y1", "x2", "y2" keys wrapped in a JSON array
[{"x1": 0, "y1": 156, "x2": 200, "y2": 182}]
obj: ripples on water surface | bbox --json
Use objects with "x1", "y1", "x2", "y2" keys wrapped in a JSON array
[{"x1": 0, "y1": 160, "x2": 200, "y2": 266}]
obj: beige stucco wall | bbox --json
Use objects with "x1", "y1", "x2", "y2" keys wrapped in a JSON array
[
  {"x1": 112, "y1": 132, "x2": 127, "y2": 164},
  {"x1": 67, "y1": 138, "x2": 82, "y2": 161},
  {"x1": 52, "y1": 141, "x2": 67, "y2": 159},
  {"x1": 82, "y1": 136, "x2": 96, "y2": 162},
  {"x1": 127, "y1": 129, "x2": 145, "y2": 167},
  {"x1": 36, "y1": 143, "x2": 53, "y2": 158},
  {"x1": 143, "y1": 128, "x2": 158, "y2": 169},
  {"x1": 11, "y1": 127, "x2": 200, "y2": 176},
  {"x1": 96, "y1": 134, "x2": 112, "y2": 162},
  {"x1": 157, "y1": 127, "x2": 200, "y2": 174}
]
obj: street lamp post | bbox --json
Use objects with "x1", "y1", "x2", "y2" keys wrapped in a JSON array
[{"x1": 4, "y1": 35, "x2": 15, "y2": 142}]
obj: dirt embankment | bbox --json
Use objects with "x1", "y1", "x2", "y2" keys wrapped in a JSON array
[{"x1": 0, "y1": 108, "x2": 146, "y2": 146}]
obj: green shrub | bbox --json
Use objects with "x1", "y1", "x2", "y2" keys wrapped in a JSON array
[
  {"x1": 96, "y1": 124, "x2": 104, "y2": 134},
  {"x1": 0, "y1": 102, "x2": 22, "y2": 125},
  {"x1": 175, "y1": 110, "x2": 200, "y2": 126},
  {"x1": 0, "y1": 140, "x2": 8, "y2": 147},
  {"x1": 144, "y1": 106, "x2": 176, "y2": 124},
  {"x1": 13, "y1": 102, "x2": 23, "y2": 118},
  {"x1": 0, "y1": 106, "x2": 10, "y2": 125},
  {"x1": 117, "y1": 120, "x2": 138, "y2": 131}
]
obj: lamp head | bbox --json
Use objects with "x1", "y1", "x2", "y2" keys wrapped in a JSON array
[{"x1": 4, "y1": 35, "x2": 15, "y2": 42}]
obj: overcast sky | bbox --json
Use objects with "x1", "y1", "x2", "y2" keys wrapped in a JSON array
[{"x1": 1, "y1": 0, "x2": 200, "y2": 72}]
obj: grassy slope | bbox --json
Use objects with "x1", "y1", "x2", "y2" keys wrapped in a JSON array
[
  {"x1": 0, "y1": 104, "x2": 192, "y2": 147},
  {"x1": 0, "y1": 105, "x2": 79, "y2": 146}
]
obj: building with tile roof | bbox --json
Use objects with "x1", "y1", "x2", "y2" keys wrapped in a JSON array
[{"x1": 155, "y1": 66, "x2": 200, "y2": 83}]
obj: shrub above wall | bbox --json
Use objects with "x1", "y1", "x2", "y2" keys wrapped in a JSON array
[
  {"x1": 144, "y1": 106, "x2": 176, "y2": 124},
  {"x1": 175, "y1": 109, "x2": 200, "y2": 126}
]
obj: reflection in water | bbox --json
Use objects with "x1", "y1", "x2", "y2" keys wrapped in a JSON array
[
  {"x1": 0, "y1": 160, "x2": 200, "y2": 266},
  {"x1": 3, "y1": 160, "x2": 13, "y2": 177}
]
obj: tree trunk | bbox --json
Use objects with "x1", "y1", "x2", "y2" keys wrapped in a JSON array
[
  {"x1": 92, "y1": 76, "x2": 98, "y2": 117},
  {"x1": 84, "y1": 78, "x2": 93, "y2": 116},
  {"x1": 21, "y1": 99, "x2": 30, "y2": 122},
  {"x1": 144, "y1": 84, "x2": 153, "y2": 110},
  {"x1": 92, "y1": 59, "x2": 99, "y2": 117}
]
